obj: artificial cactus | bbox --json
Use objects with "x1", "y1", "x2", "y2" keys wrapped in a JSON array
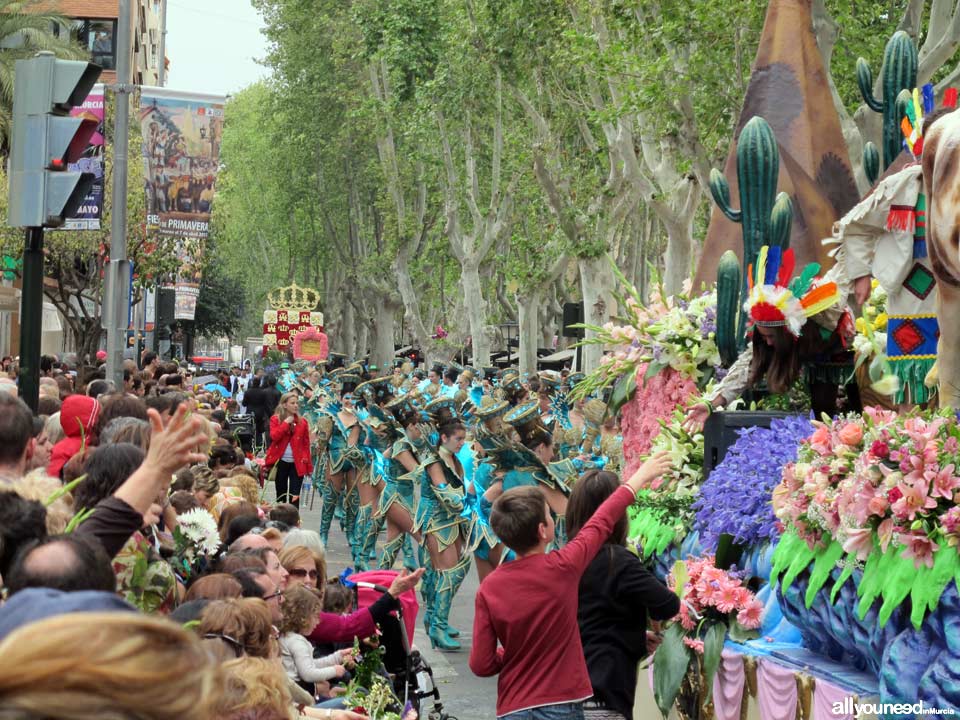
[
  {"x1": 857, "y1": 30, "x2": 918, "y2": 170},
  {"x1": 769, "y1": 193, "x2": 793, "y2": 250},
  {"x1": 863, "y1": 142, "x2": 880, "y2": 185},
  {"x1": 709, "y1": 115, "x2": 793, "y2": 355},
  {"x1": 716, "y1": 251, "x2": 741, "y2": 367}
]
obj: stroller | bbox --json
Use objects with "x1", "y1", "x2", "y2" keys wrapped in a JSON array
[
  {"x1": 225, "y1": 413, "x2": 256, "y2": 454},
  {"x1": 347, "y1": 570, "x2": 455, "y2": 720}
]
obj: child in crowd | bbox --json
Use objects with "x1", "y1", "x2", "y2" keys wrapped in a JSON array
[
  {"x1": 322, "y1": 580, "x2": 354, "y2": 615},
  {"x1": 469, "y1": 451, "x2": 672, "y2": 720},
  {"x1": 278, "y1": 586, "x2": 351, "y2": 695}
]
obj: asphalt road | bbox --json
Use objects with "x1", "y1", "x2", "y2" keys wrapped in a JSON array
[{"x1": 296, "y1": 485, "x2": 499, "y2": 720}]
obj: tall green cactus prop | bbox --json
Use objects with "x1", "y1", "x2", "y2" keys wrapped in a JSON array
[
  {"x1": 857, "y1": 30, "x2": 917, "y2": 171},
  {"x1": 716, "y1": 251, "x2": 741, "y2": 367},
  {"x1": 709, "y1": 116, "x2": 793, "y2": 356},
  {"x1": 863, "y1": 142, "x2": 880, "y2": 185}
]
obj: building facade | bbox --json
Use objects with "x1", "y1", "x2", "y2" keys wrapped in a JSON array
[{"x1": 50, "y1": 0, "x2": 165, "y2": 86}]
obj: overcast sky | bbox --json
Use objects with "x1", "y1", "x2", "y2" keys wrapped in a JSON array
[{"x1": 163, "y1": 0, "x2": 270, "y2": 97}]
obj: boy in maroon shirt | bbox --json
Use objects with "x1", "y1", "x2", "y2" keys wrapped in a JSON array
[{"x1": 469, "y1": 451, "x2": 672, "y2": 720}]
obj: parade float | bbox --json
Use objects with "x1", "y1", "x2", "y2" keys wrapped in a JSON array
[{"x1": 570, "y1": 1, "x2": 960, "y2": 715}]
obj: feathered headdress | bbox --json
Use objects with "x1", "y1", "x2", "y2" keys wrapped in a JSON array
[
  {"x1": 899, "y1": 83, "x2": 957, "y2": 158},
  {"x1": 745, "y1": 246, "x2": 840, "y2": 337}
]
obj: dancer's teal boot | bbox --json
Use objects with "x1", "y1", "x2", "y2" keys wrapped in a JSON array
[
  {"x1": 401, "y1": 534, "x2": 418, "y2": 572},
  {"x1": 318, "y1": 483, "x2": 339, "y2": 548},
  {"x1": 379, "y1": 534, "x2": 404, "y2": 569},
  {"x1": 428, "y1": 557, "x2": 471, "y2": 651},
  {"x1": 352, "y1": 504, "x2": 373, "y2": 571}
]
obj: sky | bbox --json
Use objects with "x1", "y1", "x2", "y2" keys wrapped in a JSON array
[{"x1": 163, "y1": 0, "x2": 270, "y2": 97}]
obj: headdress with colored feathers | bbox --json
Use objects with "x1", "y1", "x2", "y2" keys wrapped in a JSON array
[
  {"x1": 899, "y1": 83, "x2": 957, "y2": 158},
  {"x1": 745, "y1": 246, "x2": 841, "y2": 338}
]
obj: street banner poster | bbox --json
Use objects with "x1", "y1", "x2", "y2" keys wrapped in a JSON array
[
  {"x1": 138, "y1": 87, "x2": 224, "y2": 240},
  {"x1": 63, "y1": 84, "x2": 105, "y2": 230},
  {"x1": 169, "y1": 237, "x2": 203, "y2": 321}
]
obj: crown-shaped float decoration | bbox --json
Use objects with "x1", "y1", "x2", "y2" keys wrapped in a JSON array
[{"x1": 267, "y1": 282, "x2": 321, "y2": 312}]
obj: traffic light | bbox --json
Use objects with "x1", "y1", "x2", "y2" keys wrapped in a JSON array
[{"x1": 8, "y1": 51, "x2": 101, "y2": 228}]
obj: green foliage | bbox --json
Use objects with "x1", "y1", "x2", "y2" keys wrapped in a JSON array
[
  {"x1": 0, "y1": 0, "x2": 87, "y2": 145},
  {"x1": 653, "y1": 623, "x2": 692, "y2": 718},
  {"x1": 189, "y1": 249, "x2": 246, "y2": 339}
]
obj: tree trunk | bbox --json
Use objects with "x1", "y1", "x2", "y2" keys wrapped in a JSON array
[
  {"x1": 517, "y1": 290, "x2": 540, "y2": 376},
  {"x1": 76, "y1": 319, "x2": 103, "y2": 367},
  {"x1": 371, "y1": 300, "x2": 398, "y2": 369},
  {"x1": 578, "y1": 255, "x2": 615, "y2": 372},
  {"x1": 355, "y1": 319, "x2": 369, "y2": 361},
  {"x1": 662, "y1": 217, "x2": 695, "y2": 295},
  {"x1": 340, "y1": 300, "x2": 356, "y2": 359},
  {"x1": 460, "y1": 261, "x2": 490, "y2": 367}
]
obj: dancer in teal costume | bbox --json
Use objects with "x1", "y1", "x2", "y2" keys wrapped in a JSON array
[
  {"x1": 416, "y1": 398, "x2": 471, "y2": 651},
  {"x1": 376, "y1": 396, "x2": 425, "y2": 571},
  {"x1": 317, "y1": 375, "x2": 365, "y2": 551}
]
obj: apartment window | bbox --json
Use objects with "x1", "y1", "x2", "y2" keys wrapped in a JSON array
[
  {"x1": 151, "y1": 43, "x2": 159, "y2": 69},
  {"x1": 53, "y1": 19, "x2": 118, "y2": 71}
]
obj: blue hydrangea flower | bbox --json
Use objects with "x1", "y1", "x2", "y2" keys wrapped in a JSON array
[{"x1": 693, "y1": 414, "x2": 813, "y2": 552}]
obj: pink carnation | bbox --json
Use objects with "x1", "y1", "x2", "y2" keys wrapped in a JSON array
[{"x1": 683, "y1": 637, "x2": 705, "y2": 654}]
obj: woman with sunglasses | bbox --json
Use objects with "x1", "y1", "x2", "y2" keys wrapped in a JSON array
[{"x1": 279, "y1": 545, "x2": 326, "y2": 592}]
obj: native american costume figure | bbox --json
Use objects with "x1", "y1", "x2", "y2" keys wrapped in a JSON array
[{"x1": 830, "y1": 162, "x2": 936, "y2": 406}]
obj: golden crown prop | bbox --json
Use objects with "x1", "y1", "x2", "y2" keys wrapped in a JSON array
[{"x1": 267, "y1": 282, "x2": 322, "y2": 312}]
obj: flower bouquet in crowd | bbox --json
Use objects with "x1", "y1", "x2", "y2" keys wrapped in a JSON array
[
  {"x1": 171, "y1": 508, "x2": 221, "y2": 582},
  {"x1": 338, "y1": 637, "x2": 415, "y2": 720},
  {"x1": 629, "y1": 409, "x2": 705, "y2": 559},
  {"x1": 693, "y1": 415, "x2": 813, "y2": 554},
  {"x1": 771, "y1": 407, "x2": 960, "y2": 628},
  {"x1": 653, "y1": 556, "x2": 763, "y2": 718}
]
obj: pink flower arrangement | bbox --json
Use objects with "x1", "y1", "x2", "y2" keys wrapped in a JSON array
[
  {"x1": 773, "y1": 408, "x2": 960, "y2": 570},
  {"x1": 668, "y1": 555, "x2": 764, "y2": 647},
  {"x1": 621, "y1": 364, "x2": 698, "y2": 478}
]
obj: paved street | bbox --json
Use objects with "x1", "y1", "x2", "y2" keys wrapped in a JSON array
[{"x1": 297, "y1": 486, "x2": 499, "y2": 720}]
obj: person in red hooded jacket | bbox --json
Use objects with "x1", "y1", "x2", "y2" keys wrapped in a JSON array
[
  {"x1": 48, "y1": 395, "x2": 101, "y2": 479},
  {"x1": 264, "y1": 392, "x2": 312, "y2": 507}
]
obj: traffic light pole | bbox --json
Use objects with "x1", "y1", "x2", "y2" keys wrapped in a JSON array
[
  {"x1": 105, "y1": 0, "x2": 132, "y2": 389},
  {"x1": 17, "y1": 227, "x2": 44, "y2": 411}
]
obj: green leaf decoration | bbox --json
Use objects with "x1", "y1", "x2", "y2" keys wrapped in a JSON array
[
  {"x1": 876, "y1": 548, "x2": 920, "y2": 626},
  {"x1": 856, "y1": 549, "x2": 887, "y2": 620},
  {"x1": 63, "y1": 507, "x2": 95, "y2": 533},
  {"x1": 830, "y1": 558, "x2": 856, "y2": 604},
  {"x1": 804, "y1": 540, "x2": 844, "y2": 608},
  {"x1": 653, "y1": 623, "x2": 692, "y2": 718},
  {"x1": 776, "y1": 533, "x2": 817, "y2": 593},
  {"x1": 701, "y1": 622, "x2": 726, "y2": 704},
  {"x1": 907, "y1": 547, "x2": 958, "y2": 630}
]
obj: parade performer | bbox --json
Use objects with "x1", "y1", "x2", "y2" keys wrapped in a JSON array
[
  {"x1": 489, "y1": 402, "x2": 579, "y2": 548},
  {"x1": 829, "y1": 119, "x2": 941, "y2": 406},
  {"x1": 352, "y1": 377, "x2": 396, "y2": 570},
  {"x1": 264, "y1": 392, "x2": 313, "y2": 507},
  {"x1": 377, "y1": 396, "x2": 426, "y2": 571},
  {"x1": 684, "y1": 246, "x2": 850, "y2": 430},
  {"x1": 416, "y1": 398, "x2": 472, "y2": 651},
  {"x1": 317, "y1": 375, "x2": 365, "y2": 549},
  {"x1": 469, "y1": 397, "x2": 512, "y2": 582}
]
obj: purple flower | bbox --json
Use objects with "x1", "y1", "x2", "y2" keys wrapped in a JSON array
[
  {"x1": 693, "y1": 415, "x2": 813, "y2": 551},
  {"x1": 652, "y1": 345, "x2": 664, "y2": 362}
]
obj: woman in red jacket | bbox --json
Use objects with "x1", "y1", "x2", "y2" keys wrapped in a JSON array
[{"x1": 264, "y1": 392, "x2": 313, "y2": 507}]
